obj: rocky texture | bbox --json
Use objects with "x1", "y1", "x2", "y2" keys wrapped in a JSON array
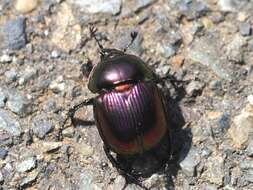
[
  {"x1": 6, "y1": 89, "x2": 32, "y2": 117},
  {"x1": 2, "y1": 17, "x2": 26, "y2": 50},
  {"x1": 0, "y1": 109, "x2": 21, "y2": 136},
  {"x1": 229, "y1": 104, "x2": 253, "y2": 148},
  {"x1": 0, "y1": 147, "x2": 8, "y2": 159},
  {"x1": 51, "y1": 3, "x2": 82, "y2": 52},
  {"x1": 16, "y1": 157, "x2": 37, "y2": 173},
  {"x1": 179, "y1": 146, "x2": 200, "y2": 177}
]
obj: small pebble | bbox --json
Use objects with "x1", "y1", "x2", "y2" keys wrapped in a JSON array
[
  {"x1": 5, "y1": 68, "x2": 18, "y2": 82},
  {"x1": 180, "y1": 146, "x2": 200, "y2": 177},
  {"x1": 0, "y1": 109, "x2": 21, "y2": 136},
  {"x1": 218, "y1": 0, "x2": 239, "y2": 12},
  {"x1": 237, "y1": 12, "x2": 248, "y2": 22},
  {"x1": 226, "y1": 34, "x2": 247, "y2": 63},
  {"x1": 176, "y1": 0, "x2": 209, "y2": 20},
  {"x1": 33, "y1": 122, "x2": 53, "y2": 139},
  {"x1": 24, "y1": 130, "x2": 33, "y2": 145},
  {"x1": 201, "y1": 147, "x2": 212, "y2": 158},
  {"x1": 0, "y1": 148, "x2": 8, "y2": 159},
  {"x1": 41, "y1": 142, "x2": 62, "y2": 153},
  {"x1": 6, "y1": 90, "x2": 32, "y2": 117},
  {"x1": 0, "y1": 171, "x2": 3, "y2": 183},
  {"x1": 20, "y1": 170, "x2": 39, "y2": 187},
  {"x1": 15, "y1": 0, "x2": 39, "y2": 13},
  {"x1": 79, "y1": 171, "x2": 94, "y2": 190},
  {"x1": 0, "y1": 88, "x2": 8, "y2": 108},
  {"x1": 239, "y1": 22, "x2": 251, "y2": 36},
  {"x1": 51, "y1": 50, "x2": 60, "y2": 58},
  {"x1": 229, "y1": 105, "x2": 253, "y2": 148},
  {"x1": 0, "y1": 131, "x2": 13, "y2": 147},
  {"x1": 216, "y1": 113, "x2": 231, "y2": 133},
  {"x1": 18, "y1": 66, "x2": 38, "y2": 85},
  {"x1": 205, "y1": 154, "x2": 225, "y2": 185},
  {"x1": 16, "y1": 157, "x2": 37, "y2": 173},
  {"x1": 49, "y1": 76, "x2": 66, "y2": 93},
  {"x1": 0, "y1": 54, "x2": 12, "y2": 63},
  {"x1": 245, "y1": 169, "x2": 253, "y2": 183},
  {"x1": 43, "y1": 99, "x2": 57, "y2": 112},
  {"x1": 246, "y1": 139, "x2": 253, "y2": 157},
  {"x1": 239, "y1": 160, "x2": 253, "y2": 170},
  {"x1": 157, "y1": 43, "x2": 176, "y2": 58},
  {"x1": 186, "y1": 81, "x2": 204, "y2": 97},
  {"x1": 112, "y1": 175, "x2": 126, "y2": 190},
  {"x1": 71, "y1": 86, "x2": 82, "y2": 97},
  {"x1": 247, "y1": 95, "x2": 253, "y2": 105},
  {"x1": 209, "y1": 80, "x2": 224, "y2": 96},
  {"x1": 3, "y1": 17, "x2": 26, "y2": 50},
  {"x1": 62, "y1": 127, "x2": 74, "y2": 138},
  {"x1": 203, "y1": 184, "x2": 218, "y2": 190},
  {"x1": 61, "y1": 144, "x2": 70, "y2": 161},
  {"x1": 72, "y1": 0, "x2": 122, "y2": 15}
]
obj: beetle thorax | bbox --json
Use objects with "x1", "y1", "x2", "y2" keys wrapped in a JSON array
[{"x1": 87, "y1": 53, "x2": 157, "y2": 93}]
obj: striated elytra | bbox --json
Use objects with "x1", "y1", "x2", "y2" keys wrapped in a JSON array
[{"x1": 63, "y1": 26, "x2": 171, "y2": 190}]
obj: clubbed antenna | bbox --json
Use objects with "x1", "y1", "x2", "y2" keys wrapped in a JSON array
[
  {"x1": 89, "y1": 25, "x2": 105, "y2": 55},
  {"x1": 123, "y1": 31, "x2": 138, "y2": 52}
]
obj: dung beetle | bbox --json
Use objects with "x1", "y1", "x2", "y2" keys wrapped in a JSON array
[{"x1": 63, "y1": 26, "x2": 171, "y2": 189}]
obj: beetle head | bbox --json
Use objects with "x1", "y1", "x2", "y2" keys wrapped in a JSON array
[{"x1": 89, "y1": 25, "x2": 138, "y2": 60}]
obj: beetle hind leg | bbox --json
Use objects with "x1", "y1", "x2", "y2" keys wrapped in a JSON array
[{"x1": 103, "y1": 145, "x2": 149, "y2": 190}]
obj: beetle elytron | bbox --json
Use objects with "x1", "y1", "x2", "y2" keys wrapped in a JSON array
[{"x1": 63, "y1": 26, "x2": 171, "y2": 189}]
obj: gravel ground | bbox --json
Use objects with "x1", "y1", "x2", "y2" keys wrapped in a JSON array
[{"x1": 0, "y1": 0, "x2": 253, "y2": 189}]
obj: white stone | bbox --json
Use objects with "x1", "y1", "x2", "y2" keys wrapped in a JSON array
[
  {"x1": 229, "y1": 104, "x2": 253, "y2": 148},
  {"x1": 247, "y1": 95, "x2": 253, "y2": 106},
  {"x1": 70, "y1": 0, "x2": 121, "y2": 15},
  {"x1": 0, "y1": 54, "x2": 12, "y2": 63},
  {"x1": 15, "y1": 0, "x2": 39, "y2": 13}
]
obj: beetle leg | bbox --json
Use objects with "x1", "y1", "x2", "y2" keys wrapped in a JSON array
[
  {"x1": 89, "y1": 25, "x2": 104, "y2": 51},
  {"x1": 63, "y1": 98, "x2": 94, "y2": 127},
  {"x1": 81, "y1": 59, "x2": 93, "y2": 78},
  {"x1": 103, "y1": 145, "x2": 149, "y2": 190},
  {"x1": 123, "y1": 31, "x2": 138, "y2": 52}
]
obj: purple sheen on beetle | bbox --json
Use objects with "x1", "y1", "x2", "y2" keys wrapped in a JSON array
[{"x1": 93, "y1": 81, "x2": 168, "y2": 155}]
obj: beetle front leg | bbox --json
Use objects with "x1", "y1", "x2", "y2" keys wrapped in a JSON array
[
  {"x1": 58, "y1": 98, "x2": 94, "y2": 140},
  {"x1": 103, "y1": 145, "x2": 149, "y2": 190},
  {"x1": 63, "y1": 98, "x2": 94, "y2": 127}
]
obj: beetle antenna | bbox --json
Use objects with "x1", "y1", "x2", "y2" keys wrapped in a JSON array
[
  {"x1": 123, "y1": 31, "x2": 138, "y2": 52},
  {"x1": 89, "y1": 25, "x2": 105, "y2": 56}
]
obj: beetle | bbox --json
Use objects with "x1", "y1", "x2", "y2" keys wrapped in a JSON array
[{"x1": 63, "y1": 26, "x2": 172, "y2": 189}]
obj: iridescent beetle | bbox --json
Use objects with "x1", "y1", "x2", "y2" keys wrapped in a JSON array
[{"x1": 63, "y1": 26, "x2": 171, "y2": 189}]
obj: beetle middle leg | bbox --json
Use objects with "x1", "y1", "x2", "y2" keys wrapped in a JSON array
[{"x1": 103, "y1": 145, "x2": 149, "y2": 190}]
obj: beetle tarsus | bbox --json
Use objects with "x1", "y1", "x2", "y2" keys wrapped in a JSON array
[
  {"x1": 123, "y1": 31, "x2": 138, "y2": 52},
  {"x1": 89, "y1": 25, "x2": 105, "y2": 55}
]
